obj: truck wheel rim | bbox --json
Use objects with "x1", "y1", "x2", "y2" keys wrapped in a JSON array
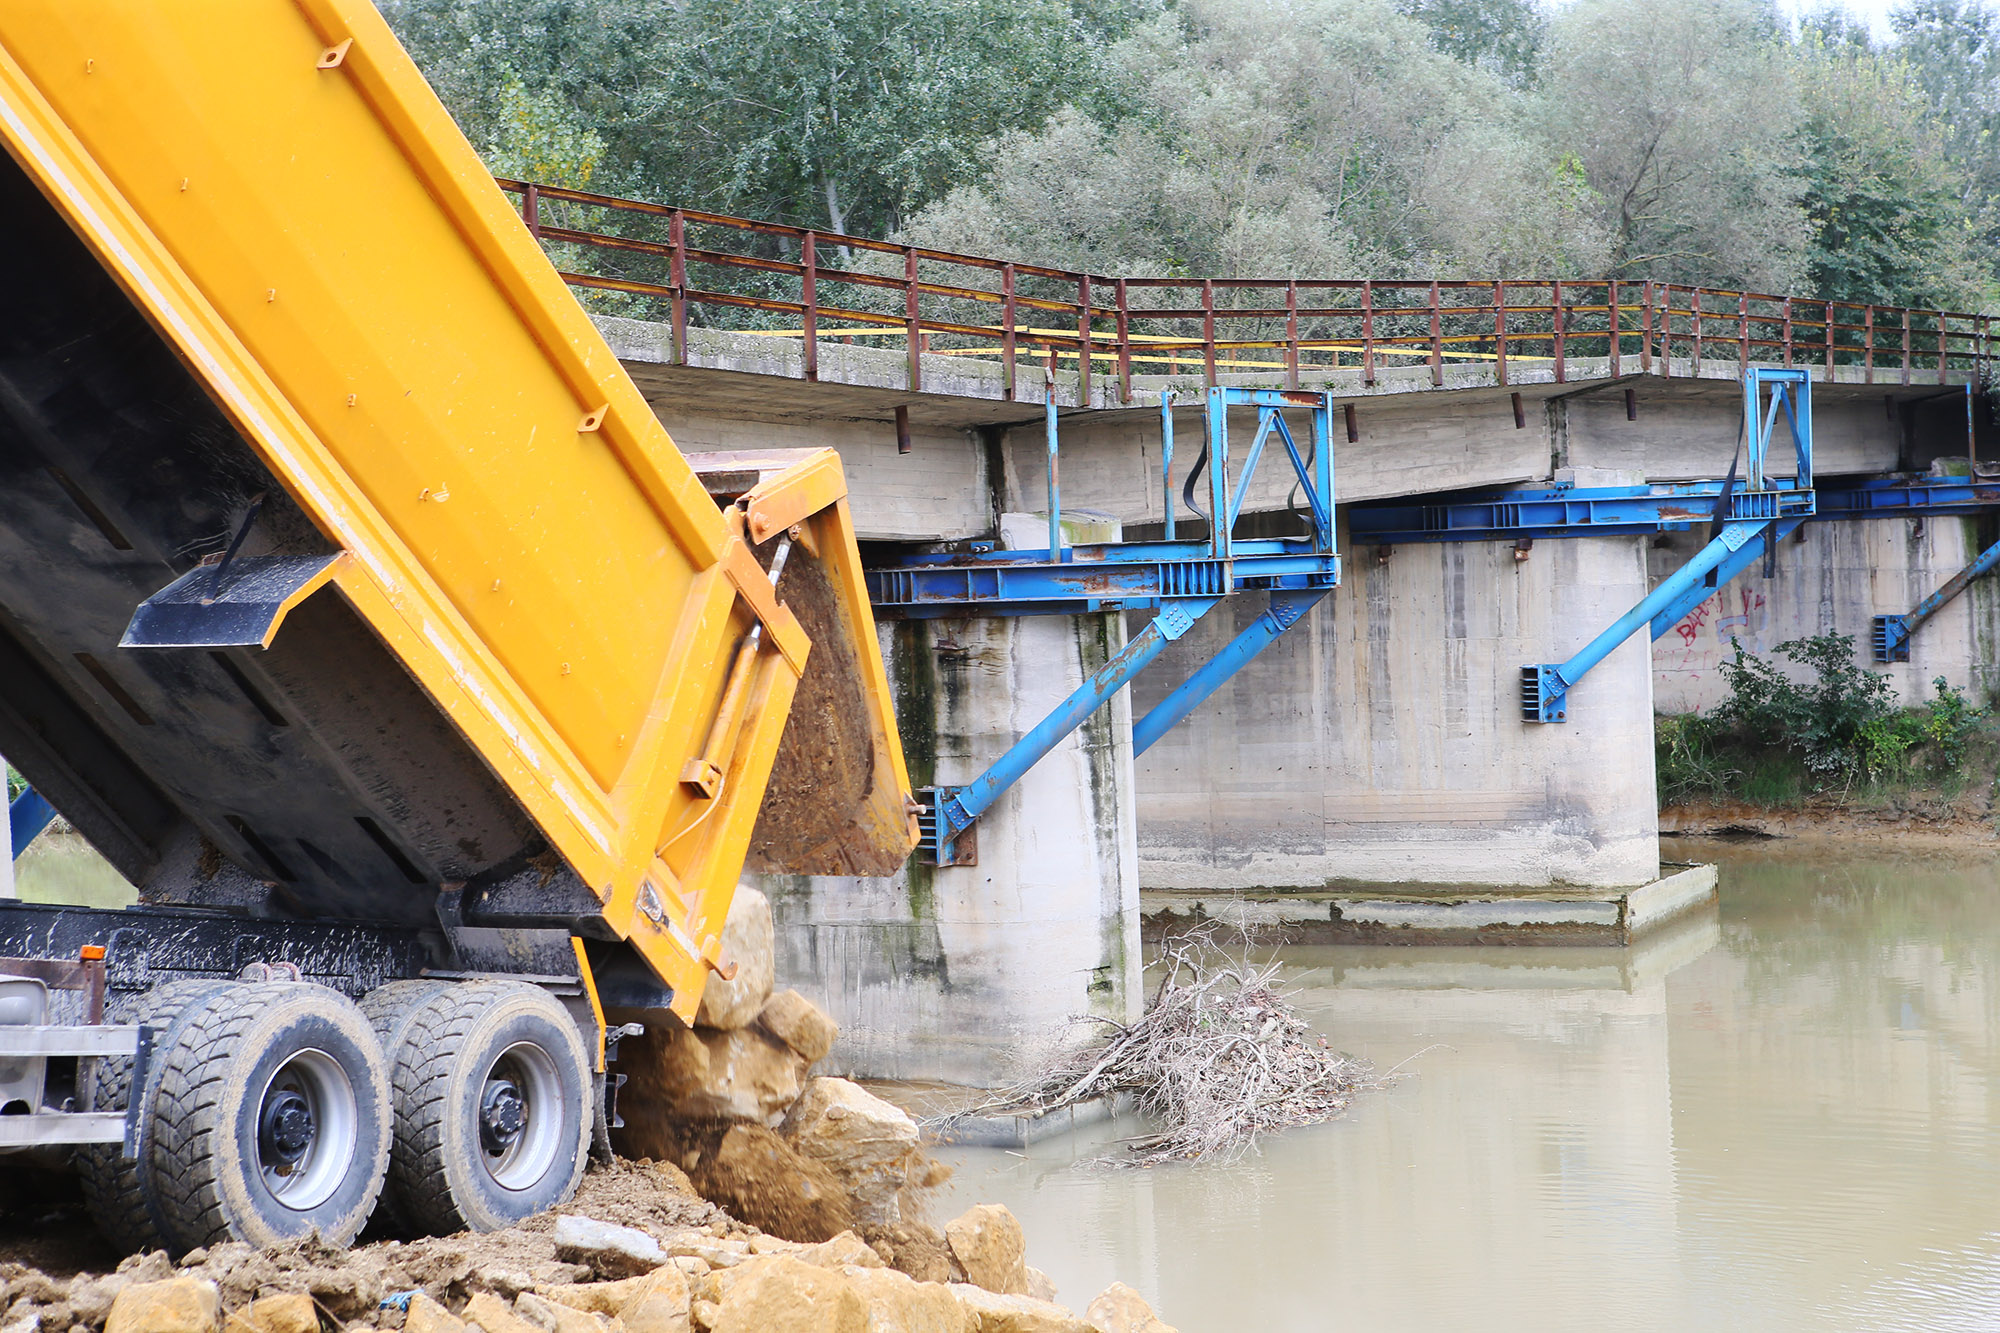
[
  {"x1": 479, "y1": 1042, "x2": 561, "y2": 1192},
  {"x1": 256, "y1": 1048, "x2": 357, "y2": 1211}
]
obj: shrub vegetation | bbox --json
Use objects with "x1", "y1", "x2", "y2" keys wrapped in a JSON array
[{"x1": 1656, "y1": 631, "x2": 1993, "y2": 808}]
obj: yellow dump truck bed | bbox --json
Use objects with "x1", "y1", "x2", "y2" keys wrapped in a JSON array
[{"x1": 0, "y1": 2, "x2": 913, "y2": 1020}]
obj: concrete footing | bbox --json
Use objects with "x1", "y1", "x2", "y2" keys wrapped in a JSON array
[{"x1": 1140, "y1": 863, "x2": 1717, "y2": 947}]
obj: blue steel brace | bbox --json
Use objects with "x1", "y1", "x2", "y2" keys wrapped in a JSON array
[
  {"x1": 1873, "y1": 536, "x2": 2000, "y2": 662},
  {"x1": 918, "y1": 597, "x2": 1221, "y2": 866},
  {"x1": 9, "y1": 786, "x2": 56, "y2": 860},
  {"x1": 1132, "y1": 588, "x2": 1331, "y2": 755},
  {"x1": 1522, "y1": 367, "x2": 1815, "y2": 723}
]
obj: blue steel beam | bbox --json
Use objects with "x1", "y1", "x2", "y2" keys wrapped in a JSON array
[
  {"x1": 867, "y1": 542, "x2": 1338, "y2": 616},
  {"x1": 919, "y1": 597, "x2": 1221, "y2": 866},
  {"x1": 1348, "y1": 474, "x2": 2000, "y2": 547},
  {"x1": 1132, "y1": 588, "x2": 1331, "y2": 756},
  {"x1": 10, "y1": 787, "x2": 56, "y2": 860},
  {"x1": 1872, "y1": 536, "x2": 2000, "y2": 662}
]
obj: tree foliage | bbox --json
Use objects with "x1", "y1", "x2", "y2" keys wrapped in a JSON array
[{"x1": 383, "y1": 0, "x2": 2000, "y2": 307}]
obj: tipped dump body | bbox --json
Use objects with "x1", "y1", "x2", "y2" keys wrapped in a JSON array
[{"x1": 0, "y1": 2, "x2": 914, "y2": 1019}]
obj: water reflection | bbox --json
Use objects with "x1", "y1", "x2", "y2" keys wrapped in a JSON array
[{"x1": 936, "y1": 842, "x2": 2000, "y2": 1332}]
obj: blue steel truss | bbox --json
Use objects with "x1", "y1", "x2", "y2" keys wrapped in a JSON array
[
  {"x1": 878, "y1": 386, "x2": 1343, "y2": 865},
  {"x1": 1519, "y1": 367, "x2": 1815, "y2": 723}
]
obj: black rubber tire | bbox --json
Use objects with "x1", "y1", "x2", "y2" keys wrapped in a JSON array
[
  {"x1": 357, "y1": 980, "x2": 451, "y2": 1232},
  {"x1": 360, "y1": 980, "x2": 452, "y2": 1064},
  {"x1": 384, "y1": 981, "x2": 591, "y2": 1235},
  {"x1": 77, "y1": 979, "x2": 233, "y2": 1254},
  {"x1": 147, "y1": 982, "x2": 390, "y2": 1252}
]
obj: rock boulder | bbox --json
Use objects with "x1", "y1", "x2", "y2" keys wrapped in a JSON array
[
  {"x1": 942, "y1": 1206, "x2": 1027, "y2": 1296},
  {"x1": 103, "y1": 1277, "x2": 219, "y2": 1333},
  {"x1": 782, "y1": 1078, "x2": 921, "y2": 1225},
  {"x1": 948, "y1": 1286, "x2": 1096, "y2": 1333},
  {"x1": 711, "y1": 1255, "x2": 866, "y2": 1333},
  {"x1": 696, "y1": 886, "x2": 775, "y2": 1030},
  {"x1": 1084, "y1": 1284, "x2": 1176, "y2": 1333},
  {"x1": 758, "y1": 989, "x2": 839, "y2": 1063}
]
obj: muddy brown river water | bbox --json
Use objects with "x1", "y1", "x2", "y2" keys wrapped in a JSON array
[{"x1": 936, "y1": 839, "x2": 2000, "y2": 1332}]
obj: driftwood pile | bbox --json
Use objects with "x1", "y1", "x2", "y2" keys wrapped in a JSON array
[{"x1": 952, "y1": 928, "x2": 1379, "y2": 1166}]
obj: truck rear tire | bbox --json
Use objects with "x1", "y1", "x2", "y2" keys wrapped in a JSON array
[
  {"x1": 380, "y1": 981, "x2": 590, "y2": 1235},
  {"x1": 147, "y1": 982, "x2": 390, "y2": 1252},
  {"x1": 77, "y1": 979, "x2": 233, "y2": 1253}
]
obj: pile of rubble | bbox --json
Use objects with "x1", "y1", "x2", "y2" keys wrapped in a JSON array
[
  {"x1": 607, "y1": 888, "x2": 946, "y2": 1247},
  {"x1": 3, "y1": 1179, "x2": 1176, "y2": 1331}
]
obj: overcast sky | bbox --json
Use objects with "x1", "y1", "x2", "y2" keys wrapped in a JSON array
[{"x1": 1779, "y1": 0, "x2": 1903, "y2": 37}]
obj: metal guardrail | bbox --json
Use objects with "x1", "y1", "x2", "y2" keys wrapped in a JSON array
[{"x1": 498, "y1": 179, "x2": 1998, "y2": 402}]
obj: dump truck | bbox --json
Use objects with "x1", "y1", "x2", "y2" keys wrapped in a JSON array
[{"x1": 0, "y1": 1, "x2": 916, "y2": 1252}]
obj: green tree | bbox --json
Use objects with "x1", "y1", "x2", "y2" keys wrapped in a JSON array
[
  {"x1": 1395, "y1": 0, "x2": 1548, "y2": 85},
  {"x1": 907, "y1": 0, "x2": 1609, "y2": 279},
  {"x1": 1540, "y1": 0, "x2": 1810, "y2": 290},
  {"x1": 384, "y1": 0, "x2": 1117, "y2": 236},
  {"x1": 1793, "y1": 38, "x2": 1987, "y2": 308},
  {"x1": 1888, "y1": 0, "x2": 2000, "y2": 290}
]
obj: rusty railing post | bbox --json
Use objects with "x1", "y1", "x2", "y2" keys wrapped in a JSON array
[
  {"x1": 1737, "y1": 290, "x2": 1749, "y2": 370},
  {"x1": 1001, "y1": 262, "x2": 1018, "y2": 401},
  {"x1": 1691, "y1": 288, "x2": 1703, "y2": 369},
  {"x1": 1781, "y1": 297, "x2": 1793, "y2": 369},
  {"x1": 1077, "y1": 274, "x2": 1093, "y2": 405},
  {"x1": 1939, "y1": 312, "x2": 1949, "y2": 386},
  {"x1": 1202, "y1": 278, "x2": 1217, "y2": 388},
  {"x1": 1552, "y1": 280, "x2": 1566, "y2": 383},
  {"x1": 1825, "y1": 300, "x2": 1836, "y2": 375},
  {"x1": 1608, "y1": 280, "x2": 1621, "y2": 377},
  {"x1": 522, "y1": 182, "x2": 540, "y2": 239},
  {"x1": 1285, "y1": 280, "x2": 1300, "y2": 390},
  {"x1": 1641, "y1": 281, "x2": 1654, "y2": 375},
  {"x1": 801, "y1": 232, "x2": 818, "y2": 382},
  {"x1": 904, "y1": 247, "x2": 922, "y2": 391},
  {"x1": 1361, "y1": 279, "x2": 1376, "y2": 385},
  {"x1": 1865, "y1": 305, "x2": 1875, "y2": 383},
  {"x1": 1429, "y1": 280, "x2": 1443, "y2": 386},
  {"x1": 1492, "y1": 280, "x2": 1508, "y2": 386},
  {"x1": 1114, "y1": 277, "x2": 1132, "y2": 403},
  {"x1": 668, "y1": 208, "x2": 687, "y2": 366},
  {"x1": 1901, "y1": 308, "x2": 1912, "y2": 387}
]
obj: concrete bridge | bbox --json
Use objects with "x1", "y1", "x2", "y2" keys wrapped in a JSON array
[{"x1": 523, "y1": 181, "x2": 1999, "y2": 1082}]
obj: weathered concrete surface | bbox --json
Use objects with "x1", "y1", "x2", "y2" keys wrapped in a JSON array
[
  {"x1": 752, "y1": 614, "x2": 1141, "y2": 1086},
  {"x1": 1651, "y1": 513, "x2": 2000, "y2": 713},
  {"x1": 1134, "y1": 532, "x2": 1660, "y2": 892},
  {"x1": 1139, "y1": 864, "x2": 1716, "y2": 947}
]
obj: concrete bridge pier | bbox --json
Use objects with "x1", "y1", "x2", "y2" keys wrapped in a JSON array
[
  {"x1": 1136, "y1": 529, "x2": 1674, "y2": 936},
  {"x1": 755, "y1": 612, "x2": 1141, "y2": 1086}
]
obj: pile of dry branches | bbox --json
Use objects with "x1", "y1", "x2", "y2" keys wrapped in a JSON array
[{"x1": 949, "y1": 928, "x2": 1379, "y2": 1166}]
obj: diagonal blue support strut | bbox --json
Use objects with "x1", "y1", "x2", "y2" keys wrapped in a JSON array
[
  {"x1": 10, "y1": 786, "x2": 56, "y2": 860},
  {"x1": 1647, "y1": 518, "x2": 1806, "y2": 640},
  {"x1": 920, "y1": 596, "x2": 1221, "y2": 865},
  {"x1": 1133, "y1": 589, "x2": 1331, "y2": 755},
  {"x1": 1523, "y1": 519, "x2": 1788, "y2": 723},
  {"x1": 1873, "y1": 535, "x2": 2000, "y2": 662}
]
